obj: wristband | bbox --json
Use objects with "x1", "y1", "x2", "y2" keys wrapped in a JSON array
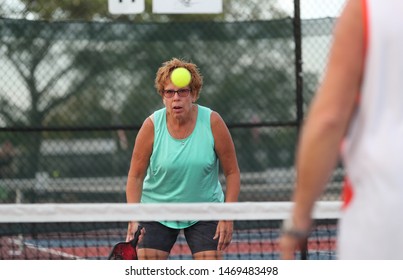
[{"x1": 281, "y1": 218, "x2": 311, "y2": 239}]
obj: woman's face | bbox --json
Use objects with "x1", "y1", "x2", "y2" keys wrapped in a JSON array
[{"x1": 162, "y1": 81, "x2": 195, "y2": 119}]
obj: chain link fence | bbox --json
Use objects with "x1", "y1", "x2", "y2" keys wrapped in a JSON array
[{"x1": 0, "y1": 0, "x2": 346, "y2": 203}]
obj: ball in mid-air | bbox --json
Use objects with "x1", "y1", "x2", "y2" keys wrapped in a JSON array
[{"x1": 171, "y1": 67, "x2": 191, "y2": 88}]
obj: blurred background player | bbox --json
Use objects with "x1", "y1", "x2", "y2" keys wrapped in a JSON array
[
  {"x1": 279, "y1": 0, "x2": 403, "y2": 259},
  {"x1": 125, "y1": 58, "x2": 240, "y2": 260}
]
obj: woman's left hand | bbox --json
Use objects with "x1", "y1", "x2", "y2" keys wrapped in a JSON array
[{"x1": 214, "y1": 220, "x2": 233, "y2": 251}]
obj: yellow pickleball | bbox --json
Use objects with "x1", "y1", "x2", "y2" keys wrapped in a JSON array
[{"x1": 171, "y1": 67, "x2": 191, "y2": 88}]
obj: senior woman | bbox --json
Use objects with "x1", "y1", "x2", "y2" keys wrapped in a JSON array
[{"x1": 125, "y1": 58, "x2": 240, "y2": 260}]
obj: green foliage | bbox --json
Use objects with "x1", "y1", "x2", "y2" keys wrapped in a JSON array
[
  {"x1": 0, "y1": 186, "x2": 12, "y2": 202},
  {"x1": 0, "y1": 0, "x2": 322, "y2": 181},
  {"x1": 19, "y1": 0, "x2": 109, "y2": 20}
]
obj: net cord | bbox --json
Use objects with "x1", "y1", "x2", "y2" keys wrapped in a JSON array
[{"x1": 0, "y1": 201, "x2": 342, "y2": 223}]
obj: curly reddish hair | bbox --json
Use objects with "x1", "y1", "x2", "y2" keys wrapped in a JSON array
[{"x1": 155, "y1": 58, "x2": 203, "y2": 101}]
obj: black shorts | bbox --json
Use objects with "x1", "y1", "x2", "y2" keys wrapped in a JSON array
[{"x1": 137, "y1": 221, "x2": 219, "y2": 254}]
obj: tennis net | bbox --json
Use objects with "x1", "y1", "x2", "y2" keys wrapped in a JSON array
[{"x1": 0, "y1": 201, "x2": 341, "y2": 260}]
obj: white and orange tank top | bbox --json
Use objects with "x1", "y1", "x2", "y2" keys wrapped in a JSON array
[{"x1": 339, "y1": 0, "x2": 403, "y2": 259}]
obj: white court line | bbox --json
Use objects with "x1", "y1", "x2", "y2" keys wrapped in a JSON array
[{"x1": 8, "y1": 237, "x2": 83, "y2": 260}]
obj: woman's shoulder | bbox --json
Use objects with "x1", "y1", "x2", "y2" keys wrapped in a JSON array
[
  {"x1": 154, "y1": 107, "x2": 166, "y2": 116},
  {"x1": 196, "y1": 105, "x2": 221, "y2": 119},
  {"x1": 196, "y1": 105, "x2": 214, "y2": 119},
  {"x1": 151, "y1": 107, "x2": 166, "y2": 124},
  {"x1": 196, "y1": 105, "x2": 225, "y2": 132}
]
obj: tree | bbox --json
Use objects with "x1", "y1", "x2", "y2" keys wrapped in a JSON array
[
  {"x1": 0, "y1": 20, "x2": 121, "y2": 177},
  {"x1": 0, "y1": 0, "x2": 317, "y2": 181}
]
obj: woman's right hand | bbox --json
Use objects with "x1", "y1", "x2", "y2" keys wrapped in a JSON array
[{"x1": 126, "y1": 221, "x2": 145, "y2": 242}]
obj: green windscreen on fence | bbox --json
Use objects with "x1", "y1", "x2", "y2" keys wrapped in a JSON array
[{"x1": 0, "y1": 9, "x2": 342, "y2": 203}]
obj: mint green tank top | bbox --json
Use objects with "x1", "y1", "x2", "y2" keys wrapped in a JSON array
[{"x1": 141, "y1": 105, "x2": 224, "y2": 228}]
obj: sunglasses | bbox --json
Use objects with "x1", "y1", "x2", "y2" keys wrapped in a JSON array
[{"x1": 162, "y1": 89, "x2": 191, "y2": 98}]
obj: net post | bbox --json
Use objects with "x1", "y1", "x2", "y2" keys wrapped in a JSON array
[{"x1": 300, "y1": 237, "x2": 308, "y2": 260}]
